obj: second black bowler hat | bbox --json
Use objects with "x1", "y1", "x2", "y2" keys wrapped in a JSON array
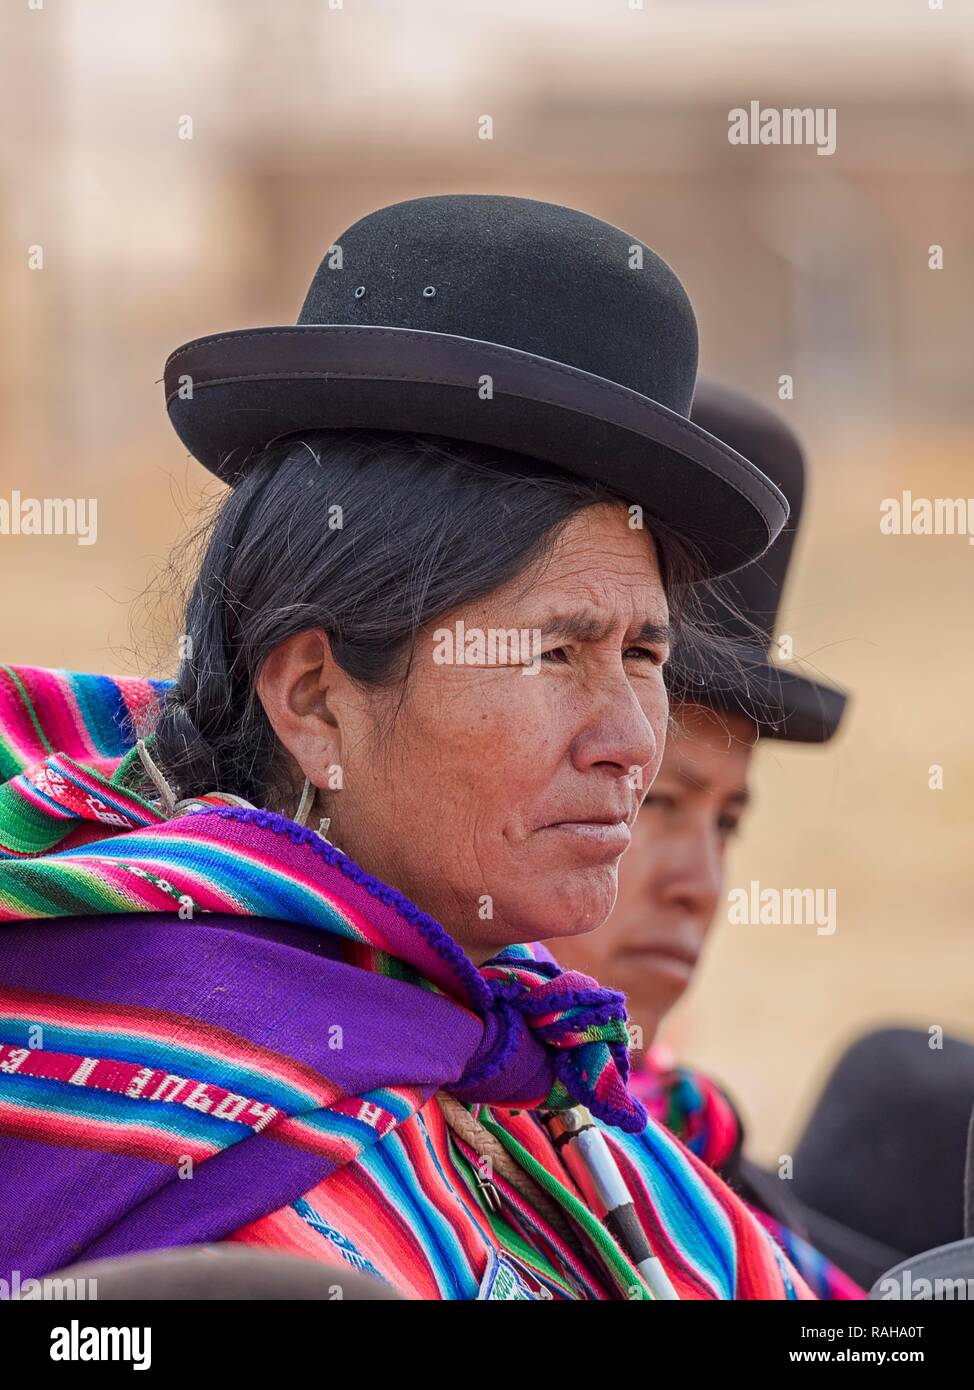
[
  {"x1": 670, "y1": 382, "x2": 848, "y2": 742},
  {"x1": 164, "y1": 194, "x2": 787, "y2": 579}
]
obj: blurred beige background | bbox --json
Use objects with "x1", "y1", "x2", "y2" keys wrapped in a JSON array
[{"x1": 1, "y1": 0, "x2": 972, "y2": 1161}]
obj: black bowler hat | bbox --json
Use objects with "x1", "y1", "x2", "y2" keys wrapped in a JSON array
[
  {"x1": 794, "y1": 1029, "x2": 974, "y2": 1289},
  {"x1": 731, "y1": 1029, "x2": 974, "y2": 1290},
  {"x1": 668, "y1": 382, "x2": 848, "y2": 743},
  {"x1": 164, "y1": 194, "x2": 787, "y2": 579}
]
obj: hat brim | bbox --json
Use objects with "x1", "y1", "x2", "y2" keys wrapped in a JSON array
[
  {"x1": 164, "y1": 325, "x2": 788, "y2": 580},
  {"x1": 669, "y1": 641, "x2": 848, "y2": 743}
]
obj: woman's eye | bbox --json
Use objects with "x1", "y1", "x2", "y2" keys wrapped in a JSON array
[
  {"x1": 624, "y1": 645, "x2": 666, "y2": 666},
  {"x1": 641, "y1": 793, "x2": 675, "y2": 812},
  {"x1": 718, "y1": 815, "x2": 742, "y2": 837},
  {"x1": 539, "y1": 644, "x2": 667, "y2": 666}
]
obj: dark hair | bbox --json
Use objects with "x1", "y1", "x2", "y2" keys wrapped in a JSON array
[{"x1": 145, "y1": 429, "x2": 719, "y2": 808}]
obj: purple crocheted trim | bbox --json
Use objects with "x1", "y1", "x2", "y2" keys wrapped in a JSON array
[
  {"x1": 456, "y1": 978, "x2": 631, "y2": 1094},
  {"x1": 181, "y1": 804, "x2": 492, "y2": 1009}
]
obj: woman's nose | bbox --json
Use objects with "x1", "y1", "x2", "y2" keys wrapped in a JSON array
[
  {"x1": 658, "y1": 831, "x2": 724, "y2": 920},
  {"x1": 569, "y1": 678, "x2": 664, "y2": 783}
]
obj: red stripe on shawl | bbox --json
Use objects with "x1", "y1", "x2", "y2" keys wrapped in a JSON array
[
  {"x1": 4, "y1": 670, "x2": 92, "y2": 766},
  {"x1": 239, "y1": 1158, "x2": 449, "y2": 1300},
  {"x1": 398, "y1": 1098, "x2": 503, "y2": 1271},
  {"x1": 490, "y1": 1109, "x2": 587, "y2": 1203},
  {"x1": 0, "y1": 669, "x2": 59, "y2": 766},
  {"x1": 113, "y1": 676, "x2": 165, "y2": 740},
  {"x1": 0, "y1": 1098, "x2": 216, "y2": 1164},
  {"x1": 224, "y1": 1203, "x2": 344, "y2": 1265},
  {"x1": 0, "y1": 985, "x2": 344, "y2": 1106}
]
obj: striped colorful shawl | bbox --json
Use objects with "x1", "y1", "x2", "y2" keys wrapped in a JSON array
[
  {"x1": 631, "y1": 1047, "x2": 865, "y2": 1300},
  {"x1": 0, "y1": 666, "x2": 812, "y2": 1299}
]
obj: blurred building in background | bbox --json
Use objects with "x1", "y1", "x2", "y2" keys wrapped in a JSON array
[{"x1": 1, "y1": 0, "x2": 972, "y2": 1158}]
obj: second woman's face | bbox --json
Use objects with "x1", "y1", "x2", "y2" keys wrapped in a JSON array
[
  {"x1": 550, "y1": 704, "x2": 756, "y2": 1044},
  {"x1": 332, "y1": 503, "x2": 671, "y2": 961}
]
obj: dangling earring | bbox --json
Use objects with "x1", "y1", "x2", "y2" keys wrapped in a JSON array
[
  {"x1": 292, "y1": 777, "x2": 337, "y2": 848},
  {"x1": 293, "y1": 777, "x2": 314, "y2": 827},
  {"x1": 136, "y1": 738, "x2": 177, "y2": 816}
]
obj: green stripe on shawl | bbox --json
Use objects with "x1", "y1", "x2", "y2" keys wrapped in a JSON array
[
  {"x1": 0, "y1": 860, "x2": 136, "y2": 918},
  {"x1": 0, "y1": 785, "x2": 75, "y2": 855},
  {"x1": 448, "y1": 1141, "x2": 584, "y2": 1297},
  {"x1": 479, "y1": 1108, "x2": 653, "y2": 1300}
]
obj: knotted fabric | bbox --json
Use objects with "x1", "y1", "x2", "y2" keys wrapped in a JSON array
[{"x1": 458, "y1": 959, "x2": 641, "y2": 1131}]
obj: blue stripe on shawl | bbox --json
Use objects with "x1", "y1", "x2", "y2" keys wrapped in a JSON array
[
  {"x1": 360, "y1": 1122, "x2": 479, "y2": 1300},
  {"x1": 55, "y1": 830, "x2": 364, "y2": 938},
  {"x1": 0, "y1": 1072, "x2": 248, "y2": 1146},
  {"x1": 600, "y1": 1116, "x2": 738, "y2": 1298},
  {"x1": 66, "y1": 673, "x2": 141, "y2": 757},
  {"x1": 0, "y1": 1015, "x2": 318, "y2": 1113}
]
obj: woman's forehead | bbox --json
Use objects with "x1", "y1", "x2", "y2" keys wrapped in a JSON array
[
  {"x1": 660, "y1": 707, "x2": 758, "y2": 784},
  {"x1": 495, "y1": 508, "x2": 668, "y2": 617}
]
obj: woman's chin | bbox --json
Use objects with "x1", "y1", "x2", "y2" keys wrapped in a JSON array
[{"x1": 508, "y1": 868, "x2": 617, "y2": 944}]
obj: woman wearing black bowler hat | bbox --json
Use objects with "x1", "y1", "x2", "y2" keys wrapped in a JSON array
[{"x1": 0, "y1": 195, "x2": 810, "y2": 1299}]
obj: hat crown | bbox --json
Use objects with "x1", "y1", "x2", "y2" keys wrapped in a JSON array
[
  {"x1": 670, "y1": 384, "x2": 846, "y2": 742},
  {"x1": 298, "y1": 194, "x2": 699, "y2": 415},
  {"x1": 689, "y1": 383, "x2": 807, "y2": 650},
  {"x1": 164, "y1": 193, "x2": 790, "y2": 581}
]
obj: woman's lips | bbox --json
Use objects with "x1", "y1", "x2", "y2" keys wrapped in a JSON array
[
  {"x1": 539, "y1": 820, "x2": 632, "y2": 857},
  {"x1": 618, "y1": 942, "x2": 700, "y2": 981}
]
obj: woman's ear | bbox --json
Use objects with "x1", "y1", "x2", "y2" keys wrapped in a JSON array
[{"x1": 256, "y1": 629, "x2": 342, "y2": 787}]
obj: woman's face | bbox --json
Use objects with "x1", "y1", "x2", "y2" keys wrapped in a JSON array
[
  {"x1": 549, "y1": 703, "x2": 756, "y2": 1043},
  {"x1": 309, "y1": 503, "x2": 671, "y2": 961}
]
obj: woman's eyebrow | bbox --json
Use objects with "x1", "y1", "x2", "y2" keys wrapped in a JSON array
[
  {"x1": 667, "y1": 768, "x2": 752, "y2": 798},
  {"x1": 630, "y1": 619, "x2": 673, "y2": 647},
  {"x1": 533, "y1": 612, "x2": 673, "y2": 646}
]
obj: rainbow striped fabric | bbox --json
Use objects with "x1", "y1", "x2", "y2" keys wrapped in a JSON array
[
  {"x1": 0, "y1": 666, "x2": 813, "y2": 1299},
  {"x1": 230, "y1": 1098, "x2": 808, "y2": 1299},
  {"x1": 630, "y1": 1047, "x2": 865, "y2": 1300}
]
